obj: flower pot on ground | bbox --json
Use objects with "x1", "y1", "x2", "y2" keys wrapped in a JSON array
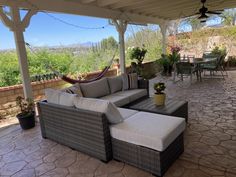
[
  {"x1": 168, "y1": 46, "x2": 181, "y2": 75},
  {"x1": 153, "y1": 82, "x2": 166, "y2": 106},
  {"x1": 157, "y1": 54, "x2": 171, "y2": 76},
  {"x1": 16, "y1": 96, "x2": 35, "y2": 130},
  {"x1": 16, "y1": 112, "x2": 35, "y2": 130},
  {"x1": 157, "y1": 46, "x2": 181, "y2": 76}
]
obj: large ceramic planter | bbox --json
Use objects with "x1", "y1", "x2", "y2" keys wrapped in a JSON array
[
  {"x1": 154, "y1": 93, "x2": 166, "y2": 106},
  {"x1": 16, "y1": 112, "x2": 35, "y2": 130}
]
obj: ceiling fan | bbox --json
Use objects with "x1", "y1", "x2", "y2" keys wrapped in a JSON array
[{"x1": 196, "y1": 0, "x2": 223, "y2": 22}]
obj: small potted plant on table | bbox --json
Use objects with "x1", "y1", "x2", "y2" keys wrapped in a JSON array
[
  {"x1": 153, "y1": 82, "x2": 166, "y2": 106},
  {"x1": 16, "y1": 96, "x2": 35, "y2": 130}
]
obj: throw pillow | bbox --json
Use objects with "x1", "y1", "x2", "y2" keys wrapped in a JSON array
[
  {"x1": 121, "y1": 73, "x2": 129, "y2": 91},
  {"x1": 45, "y1": 88, "x2": 77, "y2": 106},
  {"x1": 59, "y1": 92, "x2": 77, "y2": 106},
  {"x1": 128, "y1": 73, "x2": 138, "y2": 89},
  {"x1": 44, "y1": 88, "x2": 61, "y2": 104},
  {"x1": 107, "y1": 75, "x2": 123, "y2": 93},
  {"x1": 62, "y1": 83, "x2": 83, "y2": 97},
  {"x1": 73, "y1": 97, "x2": 123, "y2": 124},
  {"x1": 80, "y1": 78, "x2": 110, "y2": 98}
]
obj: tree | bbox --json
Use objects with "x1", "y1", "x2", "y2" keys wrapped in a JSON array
[
  {"x1": 101, "y1": 36, "x2": 118, "y2": 50},
  {"x1": 221, "y1": 9, "x2": 236, "y2": 26}
]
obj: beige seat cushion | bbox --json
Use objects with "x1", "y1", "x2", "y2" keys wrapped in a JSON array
[
  {"x1": 100, "y1": 94, "x2": 130, "y2": 107},
  {"x1": 110, "y1": 112, "x2": 186, "y2": 151},
  {"x1": 116, "y1": 89, "x2": 147, "y2": 102},
  {"x1": 117, "y1": 108, "x2": 138, "y2": 120},
  {"x1": 80, "y1": 78, "x2": 110, "y2": 98}
]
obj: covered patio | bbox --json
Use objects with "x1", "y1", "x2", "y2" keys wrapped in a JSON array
[
  {"x1": 1, "y1": 70, "x2": 236, "y2": 177},
  {"x1": 1, "y1": 0, "x2": 236, "y2": 177}
]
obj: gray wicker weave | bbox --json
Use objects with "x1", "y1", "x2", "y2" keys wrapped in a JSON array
[
  {"x1": 37, "y1": 78, "x2": 186, "y2": 176},
  {"x1": 112, "y1": 133, "x2": 184, "y2": 177},
  {"x1": 37, "y1": 101, "x2": 112, "y2": 162}
]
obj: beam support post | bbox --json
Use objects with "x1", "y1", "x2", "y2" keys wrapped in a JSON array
[
  {"x1": 112, "y1": 19, "x2": 127, "y2": 74},
  {"x1": 159, "y1": 21, "x2": 169, "y2": 55},
  {"x1": 0, "y1": 6, "x2": 36, "y2": 99}
]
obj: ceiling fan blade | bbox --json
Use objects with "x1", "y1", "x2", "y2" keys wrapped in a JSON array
[
  {"x1": 207, "y1": 11, "x2": 222, "y2": 15},
  {"x1": 200, "y1": 19, "x2": 207, "y2": 23}
]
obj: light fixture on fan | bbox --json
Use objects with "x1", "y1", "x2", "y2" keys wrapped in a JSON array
[{"x1": 198, "y1": 13, "x2": 208, "y2": 23}]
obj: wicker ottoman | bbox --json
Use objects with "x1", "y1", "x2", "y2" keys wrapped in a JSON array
[{"x1": 110, "y1": 111, "x2": 185, "y2": 177}]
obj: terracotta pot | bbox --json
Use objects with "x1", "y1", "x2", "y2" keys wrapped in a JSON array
[{"x1": 154, "y1": 93, "x2": 166, "y2": 106}]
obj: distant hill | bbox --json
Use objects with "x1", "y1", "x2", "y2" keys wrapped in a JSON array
[{"x1": 0, "y1": 41, "x2": 98, "y2": 52}]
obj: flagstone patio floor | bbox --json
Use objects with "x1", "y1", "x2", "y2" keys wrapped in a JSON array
[{"x1": 0, "y1": 71, "x2": 236, "y2": 177}]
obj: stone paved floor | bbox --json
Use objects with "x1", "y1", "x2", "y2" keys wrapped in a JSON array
[{"x1": 0, "y1": 71, "x2": 236, "y2": 177}]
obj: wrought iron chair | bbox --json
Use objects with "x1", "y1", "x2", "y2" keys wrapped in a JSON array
[
  {"x1": 173, "y1": 61, "x2": 197, "y2": 83},
  {"x1": 200, "y1": 55, "x2": 227, "y2": 78}
]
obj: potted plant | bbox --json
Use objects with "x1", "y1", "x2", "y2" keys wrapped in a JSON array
[
  {"x1": 168, "y1": 46, "x2": 181, "y2": 75},
  {"x1": 16, "y1": 96, "x2": 35, "y2": 130},
  {"x1": 153, "y1": 82, "x2": 166, "y2": 106},
  {"x1": 157, "y1": 54, "x2": 171, "y2": 76},
  {"x1": 129, "y1": 46, "x2": 147, "y2": 75}
]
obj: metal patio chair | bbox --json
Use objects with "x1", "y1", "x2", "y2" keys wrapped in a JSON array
[{"x1": 173, "y1": 61, "x2": 197, "y2": 83}]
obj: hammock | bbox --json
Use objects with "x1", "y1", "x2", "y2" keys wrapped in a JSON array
[{"x1": 47, "y1": 53, "x2": 115, "y2": 84}]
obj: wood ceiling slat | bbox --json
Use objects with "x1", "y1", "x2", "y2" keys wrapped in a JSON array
[
  {"x1": 97, "y1": 0, "x2": 123, "y2": 7},
  {"x1": 122, "y1": 0, "x2": 196, "y2": 12},
  {"x1": 109, "y1": 0, "x2": 154, "y2": 10},
  {"x1": 80, "y1": 0, "x2": 96, "y2": 4}
]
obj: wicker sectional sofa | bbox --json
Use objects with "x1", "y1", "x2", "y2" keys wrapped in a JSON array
[{"x1": 38, "y1": 75, "x2": 185, "y2": 177}]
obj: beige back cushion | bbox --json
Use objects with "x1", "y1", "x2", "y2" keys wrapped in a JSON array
[
  {"x1": 73, "y1": 97, "x2": 123, "y2": 124},
  {"x1": 107, "y1": 75, "x2": 123, "y2": 94},
  {"x1": 80, "y1": 78, "x2": 110, "y2": 98},
  {"x1": 128, "y1": 73, "x2": 138, "y2": 89},
  {"x1": 45, "y1": 88, "x2": 77, "y2": 106},
  {"x1": 122, "y1": 73, "x2": 129, "y2": 91},
  {"x1": 61, "y1": 83, "x2": 83, "y2": 97}
]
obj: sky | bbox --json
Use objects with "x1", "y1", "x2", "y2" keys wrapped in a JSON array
[
  {"x1": 0, "y1": 11, "x2": 121, "y2": 50},
  {"x1": 0, "y1": 10, "x2": 221, "y2": 50}
]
